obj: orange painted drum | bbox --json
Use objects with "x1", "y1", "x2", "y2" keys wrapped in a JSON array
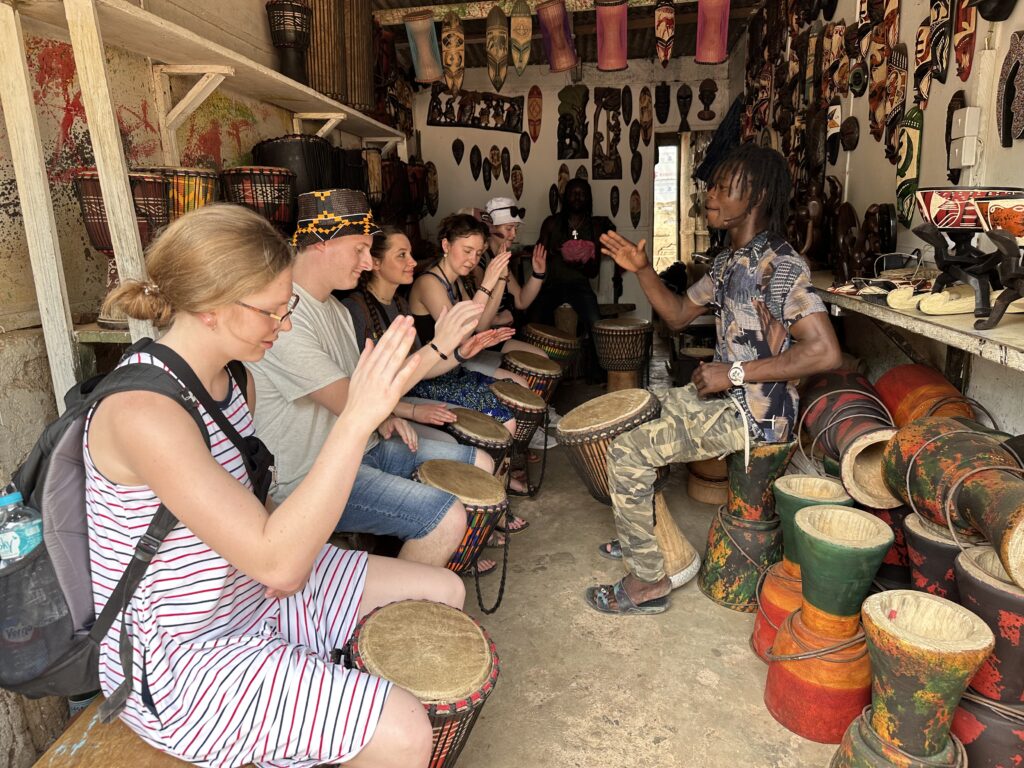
[{"x1": 874, "y1": 364, "x2": 976, "y2": 427}]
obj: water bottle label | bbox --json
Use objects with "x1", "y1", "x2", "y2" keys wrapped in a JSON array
[{"x1": 0, "y1": 519, "x2": 42, "y2": 561}]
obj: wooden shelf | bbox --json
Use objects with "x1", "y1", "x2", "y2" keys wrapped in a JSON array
[
  {"x1": 21, "y1": 0, "x2": 403, "y2": 141},
  {"x1": 73, "y1": 323, "x2": 131, "y2": 344},
  {"x1": 812, "y1": 272, "x2": 1024, "y2": 374}
]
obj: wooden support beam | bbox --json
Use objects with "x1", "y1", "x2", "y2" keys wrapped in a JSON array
[
  {"x1": 0, "y1": 2, "x2": 81, "y2": 406},
  {"x1": 292, "y1": 111, "x2": 347, "y2": 136},
  {"x1": 64, "y1": 0, "x2": 153, "y2": 341},
  {"x1": 162, "y1": 68, "x2": 233, "y2": 131},
  {"x1": 153, "y1": 65, "x2": 235, "y2": 164},
  {"x1": 375, "y1": 0, "x2": 674, "y2": 25}
]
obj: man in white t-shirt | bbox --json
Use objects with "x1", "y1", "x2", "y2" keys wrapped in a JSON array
[{"x1": 249, "y1": 189, "x2": 491, "y2": 567}]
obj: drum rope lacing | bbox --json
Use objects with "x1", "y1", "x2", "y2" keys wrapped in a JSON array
[
  {"x1": 796, "y1": 388, "x2": 894, "y2": 466},
  {"x1": 762, "y1": 608, "x2": 868, "y2": 663},
  {"x1": 902, "y1": 429, "x2": 1022, "y2": 548},
  {"x1": 851, "y1": 706, "x2": 969, "y2": 767},
  {"x1": 960, "y1": 690, "x2": 1024, "y2": 724},
  {"x1": 924, "y1": 395, "x2": 999, "y2": 430},
  {"x1": 473, "y1": 505, "x2": 512, "y2": 615},
  {"x1": 754, "y1": 563, "x2": 802, "y2": 632}
]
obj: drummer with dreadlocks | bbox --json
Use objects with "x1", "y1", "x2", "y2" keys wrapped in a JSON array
[{"x1": 587, "y1": 144, "x2": 842, "y2": 615}]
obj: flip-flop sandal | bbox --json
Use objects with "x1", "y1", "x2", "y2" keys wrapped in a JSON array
[
  {"x1": 485, "y1": 531, "x2": 507, "y2": 549},
  {"x1": 584, "y1": 580, "x2": 670, "y2": 615},
  {"x1": 465, "y1": 559, "x2": 497, "y2": 577},
  {"x1": 598, "y1": 539, "x2": 623, "y2": 560},
  {"x1": 495, "y1": 515, "x2": 530, "y2": 533},
  {"x1": 506, "y1": 484, "x2": 537, "y2": 498}
]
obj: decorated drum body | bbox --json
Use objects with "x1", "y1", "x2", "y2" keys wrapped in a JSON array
[{"x1": 501, "y1": 351, "x2": 563, "y2": 402}]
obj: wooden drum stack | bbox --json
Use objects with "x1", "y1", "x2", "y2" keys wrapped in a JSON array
[
  {"x1": 765, "y1": 506, "x2": 893, "y2": 743},
  {"x1": 346, "y1": 600, "x2": 499, "y2": 768},
  {"x1": 591, "y1": 317, "x2": 652, "y2": 391},
  {"x1": 751, "y1": 475, "x2": 853, "y2": 662},
  {"x1": 556, "y1": 390, "x2": 698, "y2": 589}
]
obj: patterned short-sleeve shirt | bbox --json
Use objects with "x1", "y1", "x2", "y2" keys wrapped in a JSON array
[{"x1": 686, "y1": 231, "x2": 826, "y2": 442}]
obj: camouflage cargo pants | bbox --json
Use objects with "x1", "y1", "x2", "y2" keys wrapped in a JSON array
[{"x1": 608, "y1": 384, "x2": 747, "y2": 582}]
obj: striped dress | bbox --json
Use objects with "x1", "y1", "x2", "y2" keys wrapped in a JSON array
[{"x1": 83, "y1": 352, "x2": 390, "y2": 767}]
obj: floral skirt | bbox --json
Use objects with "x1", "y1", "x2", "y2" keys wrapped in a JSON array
[{"x1": 411, "y1": 366, "x2": 513, "y2": 422}]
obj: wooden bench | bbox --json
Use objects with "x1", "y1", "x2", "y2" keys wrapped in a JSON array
[{"x1": 36, "y1": 698, "x2": 256, "y2": 767}]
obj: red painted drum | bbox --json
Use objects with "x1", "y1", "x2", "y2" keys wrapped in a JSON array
[
  {"x1": 955, "y1": 547, "x2": 1024, "y2": 703},
  {"x1": 874, "y1": 364, "x2": 976, "y2": 427},
  {"x1": 952, "y1": 694, "x2": 1024, "y2": 768},
  {"x1": 903, "y1": 512, "x2": 978, "y2": 603}
]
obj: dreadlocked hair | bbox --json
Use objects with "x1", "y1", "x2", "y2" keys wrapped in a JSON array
[{"x1": 710, "y1": 143, "x2": 792, "y2": 236}]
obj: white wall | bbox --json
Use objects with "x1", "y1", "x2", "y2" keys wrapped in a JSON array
[{"x1": 413, "y1": 56, "x2": 733, "y2": 313}]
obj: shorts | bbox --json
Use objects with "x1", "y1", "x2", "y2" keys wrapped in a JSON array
[{"x1": 337, "y1": 436, "x2": 477, "y2": 539}]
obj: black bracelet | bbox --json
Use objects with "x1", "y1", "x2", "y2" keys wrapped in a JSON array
[
  {"x1": 479, "y1": 285, "x2": 493, "y2": 297},
  {"x1": 454, "y1": 346, "x2": 468, "y2": 363},
  {"x1": 532, "y1": 271, "x2": 546, "y2": 280},
  {"x1": 429, "y1": 342, "x2": 449, "y2": 360}
]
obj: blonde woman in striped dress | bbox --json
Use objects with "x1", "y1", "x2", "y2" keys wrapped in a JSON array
[{"x1": 83, "y1": 205, "x2": 460, "y2": 768}]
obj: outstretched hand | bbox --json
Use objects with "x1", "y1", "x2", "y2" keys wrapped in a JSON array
[
  {"x1": 531, "y1": 242, "x2": 548, "y2": 275},
  {"x1": 434, "y1": 300, "x2": 485, "y2": 355},
  {"x1": 599, "y1": 231, "x2": 650, "y2": 273},
  {"x1": 459, "y1": 327, "x2": 516, "y2": 359},
  {"x1": 346, "y1": 316, "x2": 419, "y2": 431},
  {"x1": 482, "y1": 250, "x2": 512, "y2": 289}
]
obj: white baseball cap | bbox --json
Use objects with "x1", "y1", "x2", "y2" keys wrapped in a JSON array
[{"x1": 486, "y1": 197, "x2": 525, "y2": 226}]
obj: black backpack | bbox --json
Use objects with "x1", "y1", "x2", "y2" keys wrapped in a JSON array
[{"x1": 0, "y1": 338, "x2": 273, "y2": 722}]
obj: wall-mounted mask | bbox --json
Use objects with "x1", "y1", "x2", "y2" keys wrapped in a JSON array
[
  {"x1": 470, "y1": 145, "x2": 482, "y2": 180},
  {"x1": 425, "y1": 162, "x2": 439, "y2": 216},
  {"x1": 953, "y1": 0, "x2": 977, "y2": 81},
  {"x1": 914, "y1": 17, "x2": 934, "y2": 108},
  {"x1": 930, "y1": 0, "x2": 952, "y2": 84},
  {"x1": 528, "y1": 85, "x2": 543, "y2": 142},
  {"x1": 656, "y1": 0, "x2": 676, "y2": 65},
  {"x1": 895, "y1": 106, "x2": 923, "y2": 227},
  {"x1": 486, "y1": 6, "x2": 509, "y2": 92},
  {"x1": 520, "y1": 132, "x2": 531, "y2": 163},
  {"x1": 576, "y1": 165, "x2": 589, "y2": 180},
  {"x1": 511, "y1": 165, "x2": 524, "y2": 200},
  {"x1": 622, "y1": 85, "x2": 633, "y2": 124},
  {"x1": 639, "y1": 87, "x2": 654, "y2": 144},
  {"x1": 698, "y1": 79, "x2": 718, "y2": 121},
  {"x1": 997, "y1": 30, "x2": 1024, "y2": 148},
  {"x1": 558, "y1": 163, "x2": 570, "y2": 195},
  {"x1": 610, "y1": 185, "x2": 620, "y2": 217},
  {"x1": 452, "y1": 138, "x2": 465, "y2": 165},
  {"x1": 850, "y1": 59, "x2": 869, "y2": 96},
  {"x1": 631, "y1": 151, "x2": 642, "y2": 184},
  {"x1": 678, "y1": 84, "x2": 693, "y2": 130},
  {"x1": 501, "y1": 147, "x2": 511, "y2": 182},
  {"x1": 509, "y1": 0, "x2": 532, "y2": 76},
  {"x1": 630, "y1": 189, "x2": 641, "y2": 228},
  {"x1": 482, "y1": 159, "x2": 492, "y2": 190},
  {"x1": 655, "y1": 82, "x2": 671, "y2": 124},
  {"x1": 629, "y1": 120, "x2": 642, "y2": 153},
  {"x1": 840, "y1": 115, "x2": 860, "y2": 150},
  {"x1": 489, "y1": 146, "x2": 502, "y2": 178},
  {"x1": 441, "y1": 13, "x2": 465, "y2": 93},
  {"x1": 549, "y1": 184, "x2": 560, "y2": 214}
]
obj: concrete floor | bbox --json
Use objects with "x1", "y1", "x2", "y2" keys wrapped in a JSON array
[{"x1": 458, "y1": 351, "x2": 838, "y2": 768}]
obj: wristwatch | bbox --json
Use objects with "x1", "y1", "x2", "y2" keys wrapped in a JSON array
[{"x1": 728, "y1": 361, "x2": 745, "y2": 387}]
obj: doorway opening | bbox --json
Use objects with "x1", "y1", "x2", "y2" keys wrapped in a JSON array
[{"x1": 653, "y1": 133, "x2": 680, "y2": 274}]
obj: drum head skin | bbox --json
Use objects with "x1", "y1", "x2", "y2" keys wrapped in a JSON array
[
  {"x1": 490, "y1": 380, "x2": 546, "y2": 411},
  {"x1": 504, "y1": 351, "x2": 561, "y2": 375},
  {"x1": 523, "y1": 323, "x2": 578, "y2": 344},
  {"x1": 354, "y1": 600, "x2": 494, "y2": 703},
  {"x1": 558, "y1": 389, "x2": 657, "y2": 434},
  {"x1": 593, "y1": 317, "x2": 652, "y2": 332},
  {"x1": 418, "y1": 459, "x2": 507, "y2": 506},
  {"x1": 448, "y1": 408, "x2": 511, "y2": 445}
]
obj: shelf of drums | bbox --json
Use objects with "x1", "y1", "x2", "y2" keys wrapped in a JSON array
[{"x1": 19, "y1": 0, "x2": 403, "y2": 141}]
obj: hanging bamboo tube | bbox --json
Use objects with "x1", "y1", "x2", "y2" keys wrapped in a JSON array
[
  {"x1": 345, "y1": 0, "x2": 375, "y2": 111},
  {"x1": 306, "y1": 0, "x2": 347, "y2": 103}
]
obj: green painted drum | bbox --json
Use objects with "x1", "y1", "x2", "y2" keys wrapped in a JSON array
[
  {"x1": 795, "y1": 506, "x2": 894, "y2": 638},
  {"x1": 698, "y1": 508, "x2": 782, "y2": 613},
  {"x1": 844, "y1": 591, "x2": 994, "y2": 762},
  {"x1": 726, "y1": 441, "x2": 797, "y2": 521},
  {"x1": 774, "y1": 475, "x2": 854, "y2": 571}
]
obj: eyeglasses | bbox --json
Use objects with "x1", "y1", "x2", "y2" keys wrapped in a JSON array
[
  {"x1": 493, "y1": 206, "x2": 526, "y2": 220},
  {"x1": 236, "y1": 293, "x2": 300, "y2": 325}
]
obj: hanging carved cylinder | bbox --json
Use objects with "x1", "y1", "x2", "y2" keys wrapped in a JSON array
[
  {"x1": 536, "y1": 0, "x2": 579, "y2": 73},
  {"x1": 696, "y1": 0, "x2": 731, "y2": 64},
  {"x1": 595, "y1": 0, "x2": 629, "y2": 72},
  {"x1": 305, "y1": 0, "x2": 346, "y2": 103},
  {"x1": 345, "y1": 0, "x2": 375, "y2": 110},
  {"x1": 404, "y1": 10, "x2": 444, "y2": 84}
]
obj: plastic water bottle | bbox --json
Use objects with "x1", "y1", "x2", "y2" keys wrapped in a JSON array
[{"x1": 0, "y1": 491, "x2": 42, "y2": 567}]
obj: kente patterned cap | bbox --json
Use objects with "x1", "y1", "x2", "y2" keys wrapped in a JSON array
[{"x1": 292, "y1": 188, "x2": 382, "y2": 249}]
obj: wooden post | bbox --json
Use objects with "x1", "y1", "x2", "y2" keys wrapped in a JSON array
[
  {"x1": 0, "y1": 2, "x2": 81, "y2": 407},
  {"x1": 64, "y1": 0, "x2": 154, "y2": 341},
  {"x1": 153, "y1": 65, "x2": 234, "y2": 164}
]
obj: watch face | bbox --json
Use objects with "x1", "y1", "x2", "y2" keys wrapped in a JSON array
[{"x1": 729, "y1": 364, "x2": 744, "y2": 385}]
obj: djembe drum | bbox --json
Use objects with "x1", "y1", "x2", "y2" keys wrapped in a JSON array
[
  {"x1": 417, "y1": 459, "x2": 508, "y2": 577},
  {"x1": 72, "y1": 168, "x2": 169, "y2": 328},
  {"x1": 345, "y1": 600, "x2": 500, "y2": 768},
  {"x1": 252, "y1": 134, "x2": 336, "y2": 197},
  {"x1": 832, "y1": 591, "x2": 995, "y2": 767},
  {"x1": 444, "y1": 408, "x2": 512, "y2": 483},
  {"x1": 520, "y1": 323, "x2": 581, "y2": 368},
  {"x1": 137, "y1": 167, "x2": 218, "y2": 220},
  {"x1": 556, "y1": 389, "x2": 697, "y2": 589},
  {"x1": 592, "y1": 317, "x2": 653, "y2": 390},
  {"x1": 489, "y1": 380, "x2": 546, "y2": 457},
  {"x1": 765, "y1": 505, "x2": 894, "y2": 744},
  {"x1": 219, "y1": 166, "x2": 296, "y2": 233},
  {"x1": 501, "y1": 351, "x2": 563, "y2": 403}
]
